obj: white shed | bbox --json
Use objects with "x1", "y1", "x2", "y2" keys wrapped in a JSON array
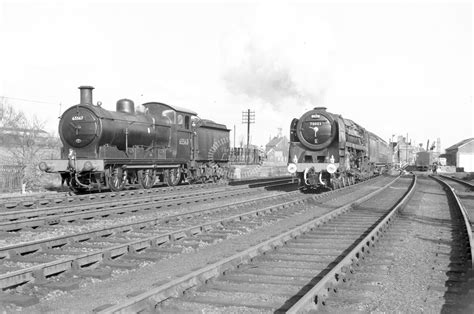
[{"x1": 445, "y1": 138, "x2": 474, "y2": 172}]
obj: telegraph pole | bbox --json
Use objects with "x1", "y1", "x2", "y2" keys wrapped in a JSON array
[
  {"x1": 242, "y1": 109, "x2": 255, "y2": 164},
  {"x1": 0, "y1": 96, "x2": 6, "y2": 121}
]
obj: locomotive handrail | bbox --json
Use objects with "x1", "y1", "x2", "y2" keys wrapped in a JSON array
[{"x1": 122, "y1": 164, "x2": 180, "y2": 169}]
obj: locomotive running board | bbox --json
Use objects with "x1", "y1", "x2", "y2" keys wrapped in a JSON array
[{"x1": 122, "y1": 165, "x2": 180, "y2": 169}]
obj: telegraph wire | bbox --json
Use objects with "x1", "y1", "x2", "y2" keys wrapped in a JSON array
[{"x1": 0, "y1": 96, "x2": 59, "y2": 105}]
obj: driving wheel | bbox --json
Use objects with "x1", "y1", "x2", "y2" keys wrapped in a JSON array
[
  {"x1": 138, "y1": 169, "x2": 155, "y2": 189},
  {"x1": 165, "y1": 168, "x2": 181, "y2": 186},
  {"x1": 106, "y1": 167, "x2": 127, "y2": 191}
]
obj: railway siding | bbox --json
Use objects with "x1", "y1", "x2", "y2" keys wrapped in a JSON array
[
  {"x1": 0, "y1": 185, "x2": 271, "y2": 233},
  {"x1": 0, "y1": 182, "x2": 223, "y2": 211},
  {"x1": 431, "y1": 175, "x2": 473, "y2": 268},
  {"x1": 95, "y1": 176, "x2": 407, "y2": 313},
  {"x1": 0, "y1": 187, "x2": 309, "y2": 291},
  {"x1": 322, "y1": 175, "x2": 474, "y2": 313},
  {"x1": 438, "y1": 174, "x2": 474, "y2": 229},
  {"x1": 4, "y1": 176, "x2": 393, "y2": 311}
]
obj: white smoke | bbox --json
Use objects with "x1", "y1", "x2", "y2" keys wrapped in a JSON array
[{"x1": 220, "y1": 3, "x2": 334, "y2": 110}]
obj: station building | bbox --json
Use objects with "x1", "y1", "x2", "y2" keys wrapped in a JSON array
[{"x1": 444, "y1": 138, "x2": 474, "y2": 172}]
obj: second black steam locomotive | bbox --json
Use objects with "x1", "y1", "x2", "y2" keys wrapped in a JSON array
[
  {"x1": 288, "y1": 107, "x2": 391, "y2": 189},
  {"x1": 39, "y1": 86, "x2": 230, "y2": 192}
]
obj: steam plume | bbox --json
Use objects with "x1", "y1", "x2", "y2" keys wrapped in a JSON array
[{"x1": 220, "y1": 4, "x2": 333, "y2": 110}]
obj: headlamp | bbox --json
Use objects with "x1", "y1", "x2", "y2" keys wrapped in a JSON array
[{"x1": 287, "y1": 163, "x2": 297, "y2": 174}]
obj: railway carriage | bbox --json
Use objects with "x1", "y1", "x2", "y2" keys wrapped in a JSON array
[
  {"x1": 288, "y1": 107, "x2": 391, "y2": 190},
  {"x1": 39, "y1": 86, "x2": 230, "y2": 193}
]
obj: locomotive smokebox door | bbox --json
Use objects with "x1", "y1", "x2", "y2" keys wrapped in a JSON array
[
  {"x1": 296, "y1": 107, "x2": 337, "y2": 151},
  {"x1": 59, "y1": 107, "x2": 100, "y2": 149}
]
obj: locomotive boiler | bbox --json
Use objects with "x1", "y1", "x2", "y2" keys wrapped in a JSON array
[
  {"x1": 39, "y1": 86, "x2": 230, "y2": 192},
  {"x1": 287, "y1": 107, "x2": 391, "y2": 190}
]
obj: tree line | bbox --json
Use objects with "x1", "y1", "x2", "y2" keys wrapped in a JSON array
[{"x1": 0, "y1": 104, "x2": 61, "y2": 193}]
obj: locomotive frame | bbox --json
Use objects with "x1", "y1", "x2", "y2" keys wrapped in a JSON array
[
  {"x1": 287, "y1": 107, "x2": 391, "y2": 190},
  {"x1": 39, "y1": 86, "x2": 230, "y2": 193}
]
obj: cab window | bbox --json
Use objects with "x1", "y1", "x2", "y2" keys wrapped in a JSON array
[
  {"x1": 177, "y1": 114, "x2": 184, "y2": 126},
  {"x1": 191, "y1": 116, "x2": 201, "y2": 128},
  {"x1": 185, "y1": 116, "x2": 190, "y2": 129},
  {"x1": 162, "y1": 109, "x2": 176, "y2": 123}
]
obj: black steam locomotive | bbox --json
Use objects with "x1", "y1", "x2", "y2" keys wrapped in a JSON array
[
  {"x1": 288, "y1": 107, "x2": 391, "y2": 189},
  {"x1": 39, "y1": 86, "x2": 230, "y2": 192}
]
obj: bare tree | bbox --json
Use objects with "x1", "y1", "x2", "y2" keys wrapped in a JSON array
[{"x1": 0, "y1": 104, "x2": 60, "y2": 193}]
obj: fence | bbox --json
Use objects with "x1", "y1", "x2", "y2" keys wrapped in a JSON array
[
  {"x1": 229, "y1": 147, "x2": 264, "y2": 165},
  {"x1": 0, "y1": 165, "x2": 22, "y2": 193}
]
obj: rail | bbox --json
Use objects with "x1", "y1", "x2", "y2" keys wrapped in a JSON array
[
  {"x1": 430, "y1": 175, "x2": 473, "y2": 268},
  {"x1": 439, "y1": 174, "x2": 474, "y2": 191},
  {"x1": 287, "y1": 174, "x2": 416, "y2": 312},
  {"x1": 97, "y1": 175, "x2": 404, "y2": 313}
]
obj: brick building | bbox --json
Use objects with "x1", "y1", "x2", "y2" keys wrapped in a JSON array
[{"x1": 265, "y1": 134, "x2": 289, "y2": 164}]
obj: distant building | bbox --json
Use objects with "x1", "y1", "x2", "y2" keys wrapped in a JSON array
[
  {"x1": 392, "y1": 136, "x2": 418, "y2": 166},
  {"x1": 444, "y1": 138, "x2": 474, "y2": 172},
  {"x1": 265, "y1": 132, "x2": 289, "y2": 163}
]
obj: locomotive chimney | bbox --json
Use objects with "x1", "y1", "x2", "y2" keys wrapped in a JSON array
[
  {"x1": 313, "y1": 107, "x2": 327, "y2": 111},
  {"x1": 79, "y1": 86, "x2": 94, "y2": 105}
]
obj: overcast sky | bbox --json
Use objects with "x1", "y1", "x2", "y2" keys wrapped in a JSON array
[{"x1": 0, "y1": 0, "x2": 472, "y2": 151}]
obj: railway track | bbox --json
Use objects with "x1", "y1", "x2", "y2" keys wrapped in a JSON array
[
  {"x1": 0, "y1": 177, "x2": 295, "y2": 213},
  {"x1": 0, "y1": 184, "x2": 284, "y2": 233},
  {"x1": 435, "y1": 175, "x2": 474, "y2": 231},
  {"x1": 0, "y1": 183, "x2": 303, "y2": 291},
  {"x1": 0, "y1": 176, "x2": 389, "y2": 309},
  {"x1": 89, "y1": 175, "x2": 412, "y2": 313},
  {"x1": 229, "y1": 176, "x2": 293, "y2": 187},
  {"x1": 318, "y1": 174, "x2": 474, "y2": 312},
  {"x1": 431, "y1": 175, "x2": 473, "y2": 265},
  {"x1": 0, "y1": 182, "x2": 222, "y2": 211},
  {"x1": 439, "y1": 174, "x2": 474, "y2": 191}
]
